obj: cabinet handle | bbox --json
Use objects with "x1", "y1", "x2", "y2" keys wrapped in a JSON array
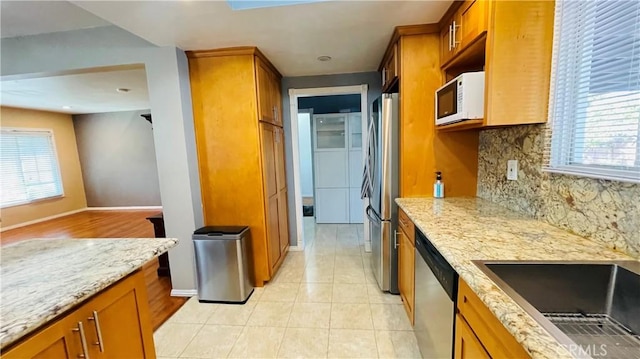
[
  {"x1": 448, "y1": 24, "x2": 453, "y2": 51},
  {"x1": 88, "y1": 311, "x2": 105, "y2": 352},
  {"x1": 452, "y1": 20, "x2": 459, "y2": 49},
  {"x1": 394, "y1": 230, "x2": 400, "y2": 249},
  {"x1": 72, "y1": 321, "x2": 90, "y2": 359}
]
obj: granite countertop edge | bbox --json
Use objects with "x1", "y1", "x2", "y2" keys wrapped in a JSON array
[
  {"x1": 395, "y1": 197, "x2": 636, "y2": 359},
  {"x1": 0, "y1": 238, "x2": 178, "y2": 350}
]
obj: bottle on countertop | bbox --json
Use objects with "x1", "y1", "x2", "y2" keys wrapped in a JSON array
[{"x1": 433, "y1": 171, "x2": 444, "y2": 198}]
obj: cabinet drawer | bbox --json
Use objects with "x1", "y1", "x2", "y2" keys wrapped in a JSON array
[
  {"x1": 397, "y1": 208, "x2": 414, "y2": 245},
  {"x1": 457, "y1": 280, "x2": 530, "y2": 359}
]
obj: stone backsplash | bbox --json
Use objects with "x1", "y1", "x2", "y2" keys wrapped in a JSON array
[{"x1": 477, "y1": 124, "x2": 640, "y2": 259}]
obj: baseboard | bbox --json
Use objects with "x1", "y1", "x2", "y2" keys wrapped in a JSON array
[
  {"x1": 86, "y1": 206, "x2": 163, "y2": 211},
  {"x1": 288, "y1": 245, "x2": 304, "y2": 252},
  {"x1": 0, "y1": 208, "x2": 86, "y2": 232},
  {"x1": 171, "y1": 289, "x2": 198, "y2": 297}
]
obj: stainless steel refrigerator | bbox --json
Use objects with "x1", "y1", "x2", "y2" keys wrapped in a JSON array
[{"x1": 362, "y1": 93, "x2": 399, "y2": 294}]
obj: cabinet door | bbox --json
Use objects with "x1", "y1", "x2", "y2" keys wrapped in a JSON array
[
  {"x1": 274, "y1": 128, "x2": 287, "y2": 192},
  {"x1": 81, "y1": 271, "x2": 155, "y2": 359},
  {"x1": 314, "y1": 115, "x2": 347, "y2": 150},
  {"x1": 3, "y1": 314, "x2": 82, "y2": 359},
  {"x1": 261, "y1": 123, "x2": 277, "y2": 198},
  {"x1": 454, "y1": 314, "x2": 490, "y2": 359},
  {"x1": 271, "y1": 74, "x2": 282, "y2": 126},
  {"x1": 458, "y1": 0, "x2": 488, "y2": 49},
  {"x1": 256, "y1": 60, "x2": 275, "y2": 124},
  {"x1": 266, "y1": 195, "x2": 281, "y2": 270},
  {"x1": 277, "y1": 189, "x2": 289, "y2": 254},
  {"x1": 398, "y1": 229, "x2": 415, "y2": 324},
  {"x1": 440, "y1": 23, "x2": 455, "y2": 65}
]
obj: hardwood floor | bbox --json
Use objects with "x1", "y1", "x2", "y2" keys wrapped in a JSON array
[{"x1": 1, "y1": 210, "x2": 188, "y2": 331}]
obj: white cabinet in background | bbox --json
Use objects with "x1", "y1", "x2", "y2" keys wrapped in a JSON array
[{"x1": 313, "y1": 112, "x2": 363, "y2": 224}]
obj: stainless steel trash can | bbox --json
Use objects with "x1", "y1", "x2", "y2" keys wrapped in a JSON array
[{"x1": 193, "y1": 226, "x2": 254, "y2": 303}]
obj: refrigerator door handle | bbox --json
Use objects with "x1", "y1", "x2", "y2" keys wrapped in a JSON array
[{"x1": 366, "y1": 205, "x2": 381, "y2": 223}]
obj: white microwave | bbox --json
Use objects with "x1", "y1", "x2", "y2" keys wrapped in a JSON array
[{"x1": 435, "y1": 71, "x2": 485, "y2": 126}]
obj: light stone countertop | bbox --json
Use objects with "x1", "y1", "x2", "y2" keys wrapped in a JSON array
[
  {"x1": 0, "y1": 237, "x2": 178, "y2": 349},
  {"x1": 395, "y1": 197, "x2": 636, "y2": 359}
]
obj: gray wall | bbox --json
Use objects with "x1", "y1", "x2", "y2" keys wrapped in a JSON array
[
  {"x1": 1, "y1": 26, "x2": 203, "y2": 293},
  {"x1": 73, "y1": 110, "x2": 162, "y2": 207},
  {"x1": 281, "y1": 72, "x2": 382, "y2": 245},
  {"x1": 298, "y1": 94, "x2": 361, "y2": 114}
]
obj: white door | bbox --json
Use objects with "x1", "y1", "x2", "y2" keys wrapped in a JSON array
[{"x1": 348, "y1": 113, "x2": 363, "y2": 223}]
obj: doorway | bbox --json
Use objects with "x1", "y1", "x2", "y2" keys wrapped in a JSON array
[{"x1": 288, "y1": 85, "x2": 369, "y2": 251}]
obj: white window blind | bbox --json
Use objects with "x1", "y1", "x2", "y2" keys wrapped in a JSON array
[
  {"x1": 546, "y1": 0, "x2": 640, "y2": 183},
  {"x1": 0, "y1": 129, "x2": 64, "y2": 207}
]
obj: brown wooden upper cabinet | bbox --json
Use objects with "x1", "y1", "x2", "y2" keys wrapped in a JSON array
[
  {"x1": 381, "y1": 43, "x2": 399, "y2": 92},
  {"x1": 438, "y1": 0, "x2": 555, "y2": 131},
  {"x1": 257, "y1": 58, "x2": 283, "y2": 126},
  {"x1": 440, "y1": 0, "x2": 488, "y2": 68},
  {"x1": 188, "y1": 47, "x2": 289, "y2": 286}
]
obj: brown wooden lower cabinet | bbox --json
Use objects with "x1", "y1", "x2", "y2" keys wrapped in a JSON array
[
  {"x1": 398, "y1": 227, "x2": 415, "y2": 324},
  {"x1": 454, "y1": 314, "x2": 490, "y2": 359},
  {"x1": 3, "y1": 270, "x2": 156, "y2": 359},
  {"x1": 456, "y1": 279, "x2": 530, "y2": 359}
]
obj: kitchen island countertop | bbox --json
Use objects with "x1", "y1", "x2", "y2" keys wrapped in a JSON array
[
  {"x1": 0, "y1": 237, "x2": 177, "y2": 349},
  {"x1": 396, "y1": 197, "x2": 635, "y2": 359}
]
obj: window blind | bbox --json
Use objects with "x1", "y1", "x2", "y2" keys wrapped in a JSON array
[
  {"x1": 0, "y1": 129, "x2": 64, "y2": 207},
  {"x1": 546, "y1": 0, "x2": 640, "y2": 183}
]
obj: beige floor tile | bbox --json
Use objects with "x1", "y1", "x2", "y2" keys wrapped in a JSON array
[
  {"x1": 332, "y1": 283, "x2": 369, "y2": 303},
  {"x1": 261, "y1": 282, "x2": 300, "y2": 302},
  {"x1": 247, "y1": 301, "x2": 294, "y2": 327},
  {"x1": 277, "y1": 327, "x2": 329, "y2": 358},
  {"x1": 330, "y1": 303, "x2": 373, "y2": 329},
  {"x1": 302, "y1": 266, "x2": 334, "y2": 283},
  {"x1": 168, "y1": 297, "x2": 218, "y2": 324},
  {"x1": 366, "y1": 284, "x2": 402, "y2": 305},
  {"x1": 370, "y1": 304, "x2": 412, "y2": 331},
  {"x1": 228, "y1": 326, "x2": 286, "y2": 358},
  {"x1": 333, "y1": 268, "x2": 366, "y2": 284},
  {"x1": 297, "y1": 282, "x2": 333, "y2": 303},
  {"x1": 334, "y1": 255, "x2": 363, "y2": 268},
  {"x1": 272, "y1": 265, "x2": 304, "y2": 283},
  {"x1": 375, "y1": 330, "x2": 422, "y2": 359},
  {"x1": 154, "y1": 322, "x2": 202, "y2": 357},
  {"x1": 206, "y1": 302, "x2": 256, "y2": 326},
  {"x1": 327, "y1": 329, "x2": 378, "y2": 359},
  {"x1": 288, "y1": 302, "x2": 331, "y2": 329},
  {"x1": 180, "y1": 324, "x2": 243, "y2": 358}
]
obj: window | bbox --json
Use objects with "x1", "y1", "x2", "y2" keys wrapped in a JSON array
[
  {"x1": 0, "y1": 129, "x2": 64, "y2": 207},
  {"x1": 546, "y1": 0, "x2": 640, "y2": 183}
]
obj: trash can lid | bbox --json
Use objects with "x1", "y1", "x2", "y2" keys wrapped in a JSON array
[{"x1": 194, "y1": 226, "x2": 249, "y2": 236}]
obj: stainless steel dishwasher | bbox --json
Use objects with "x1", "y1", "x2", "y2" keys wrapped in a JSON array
[{"x1": 414, "y1": 229, "x2": 459, "y2": 359}]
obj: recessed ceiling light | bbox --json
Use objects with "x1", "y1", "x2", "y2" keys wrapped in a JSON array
[
  {"x1": 116, "y1": 88, "x2": 131, "y2": 93},
  {"x1": 62, "y1": 106, "x2": 72, "y2": 109},
  {"x1": 317, "y1": 56, "x2": 332, "y2": 62}
]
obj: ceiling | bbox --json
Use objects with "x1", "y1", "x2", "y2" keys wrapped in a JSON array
[
  {"x1": 71, "y1": 0, "x2": 452, "y2": 76},
  {"x1": 0, "y1": 67, "x2": 150, "y2": 115},
  {"x1": 0, "y1": 1, "x2": 110, "y2": 38}
]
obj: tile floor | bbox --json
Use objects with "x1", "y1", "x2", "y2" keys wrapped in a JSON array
[{"x1": 154, "y1": 219, "x2": 421, "y2": 358}]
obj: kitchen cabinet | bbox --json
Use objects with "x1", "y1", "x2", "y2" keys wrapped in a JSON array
[
  {"x1": 456, "y1": 279, "x2": 531, "y2": 359},
  {"x1": 381, "y1": 43, "x2": 398, "y2": 92},
  {"x1": 454, "y1": 314, "x2": 490, "y2": 359},
  {"x1": 188, "y1": 47, "x2": 289, "y2": 286},
  {"x1": 3, "y1": 270, "x2": 155, "y2": 359},
  {"x1": 440, "y1": 0, "x2": 488, "y2": 67},
  {"x1": 397, "y1": 208, "x2": 415, "y2": 324},
  {"x1": 438, "y1": 0, "x2": 555, "y2": 130},
  {"x1": 379, "y1": 25, "x2": 480, "y2": 197},
  {"x1": 257, "y1": 58, "x2": 282, "y2": 126}
]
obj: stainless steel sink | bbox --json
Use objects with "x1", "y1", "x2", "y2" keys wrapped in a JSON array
[{"x1": 473, "y1": 260, "x2": 640, "y2": 359}]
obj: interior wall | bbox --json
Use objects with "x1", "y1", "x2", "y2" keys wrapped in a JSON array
[
  {"x1": 0, "y1": 106, "x2": 87, "y2": 227},
  {"x1": 298, "y1": 94, "x2": 361, "y2": 114},
  {"x1": 281, "y1": 71, "x2": 382, "y2": 244},
  {"x1": 73, "y1": 110, "x2": 162, "y2": 207},
  {"x1": 297, "y1": 113, "x2": 314, "y2": 197},
  {"x1": 1, "y1": 26, "x2": 203, "y2": 292},
  {"x1": 478, "y1": 123, "x2": 640, "y2": 258}
]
